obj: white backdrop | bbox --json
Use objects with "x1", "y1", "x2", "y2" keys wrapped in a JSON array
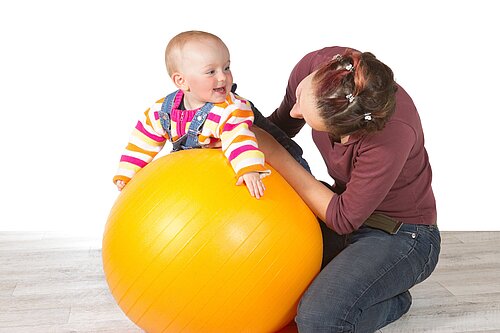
[{"x1": 1, "y1": 0, "x2": 498, "y2": 234}]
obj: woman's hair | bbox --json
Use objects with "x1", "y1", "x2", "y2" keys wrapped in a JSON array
[{"x1": 312, "y1": 49, "x2": 398, "y2": 137}]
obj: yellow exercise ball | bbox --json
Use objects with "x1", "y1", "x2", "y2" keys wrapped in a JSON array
[{"x1": 102, "y1": 149, "x2": 322, "y2": 333}]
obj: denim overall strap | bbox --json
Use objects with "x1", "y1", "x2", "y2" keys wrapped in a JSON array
[
  {"x1": 158, "y1": 90, "x2": 178, "y2": 140},
  {"x1": 183, "y1": 102, "x2": 213, "y2": 148}
]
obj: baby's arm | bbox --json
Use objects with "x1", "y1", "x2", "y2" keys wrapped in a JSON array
[
  {"x1": 214, "y1": 96, "x2": 270, "y2": 166},
  {"x1": 113, "y1": 101, "x2": 168, "y2": 191},
  {"x1": 236, "y1": 172, "x2": 266, "y2": 199}
]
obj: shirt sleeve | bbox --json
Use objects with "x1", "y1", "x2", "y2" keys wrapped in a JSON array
[
  {"x1": 113, "y1": 101, "x2": 168, "y2": 185},
  {"x1": 267, "y1": 52, "x2": 312, "y2": 137},
  {"x1": 268, "y1": 46, "x2": 349, "y2": 137},
  {"x1": 325, "y1": 122, "x2": 416, "y2": 234},
  {"x1": 205, "y1": 94, "x2": 271, "y2": 178}
]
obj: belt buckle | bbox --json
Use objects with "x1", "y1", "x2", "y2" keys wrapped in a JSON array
[{"x1": 390, "y1": 221, "x2": 403, "y2": 234}]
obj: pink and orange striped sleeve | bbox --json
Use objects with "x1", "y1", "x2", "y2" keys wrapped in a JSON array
[
  {"x1": 113, "y1": 100, "x2": 168, "y2": 185},
  {"x1": 202, "y1": 93, "x2": 271, "y2": 179}
]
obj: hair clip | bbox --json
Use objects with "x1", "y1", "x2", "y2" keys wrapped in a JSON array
[
  {"x1": 345, "y1": 63, "x2": 354, "y2": 72},
  {"x1": 333, "y1": 54, "x2": 343, "y2": 61},
  {"x1": 364, "y1": 113, "x2": 372, "y2": 121},
  {"x1": 346, "y1": 93, "x2": 355, "y2": 103}
]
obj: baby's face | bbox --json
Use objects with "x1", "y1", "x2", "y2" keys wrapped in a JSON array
[{"x1": 178, "y1": 38, "x2": 233, "y2": 108}]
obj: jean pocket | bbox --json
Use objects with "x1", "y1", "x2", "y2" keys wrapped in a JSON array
[
  {"x1": 415, "y1": 242, "x2": 438, "y2": 284},
  {"x1": 413, "y1": 226, "x2": 441, "y2": 284}
]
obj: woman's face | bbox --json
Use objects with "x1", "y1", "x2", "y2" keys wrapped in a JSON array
[{"x1": 289, "y1": 71, "x2": 329, "y2": 132}]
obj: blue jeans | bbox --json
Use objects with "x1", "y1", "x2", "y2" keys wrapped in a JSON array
[{"x1": 296, "y1": 222, "x2": 441, "y2": 333}]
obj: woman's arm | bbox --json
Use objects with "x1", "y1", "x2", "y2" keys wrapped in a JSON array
[
  {"x1": 253, "y1": 126, "x2": 334, "y2": 222},
  {"x1": 267, "y1": 46, "x2": 349, "y2": 137}
]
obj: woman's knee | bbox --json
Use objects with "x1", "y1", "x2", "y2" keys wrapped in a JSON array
[{"x1": 296, "y1": 291, "x2": 355, "y2": 332}]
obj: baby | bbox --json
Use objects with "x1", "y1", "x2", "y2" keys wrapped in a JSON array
[{"x1": 113, "y1": 31, "x2": 270, "y2": 198}]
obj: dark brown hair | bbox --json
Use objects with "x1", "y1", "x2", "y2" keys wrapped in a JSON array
[{"x1": 313, "y1": 49, "x2": 398, "y2": 138}]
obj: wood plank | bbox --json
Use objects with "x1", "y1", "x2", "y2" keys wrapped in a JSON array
[{"x1": 1, "y1": 231, "x2": 500, "y2": 332}]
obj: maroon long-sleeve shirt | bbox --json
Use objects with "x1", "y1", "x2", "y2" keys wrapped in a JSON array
[{"x1": 268, "y1": 46, "x2": 437, "y2": 234}]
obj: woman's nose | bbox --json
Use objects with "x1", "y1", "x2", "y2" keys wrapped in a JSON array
[{"x1": 290, "y1": 103, "x2": 303, "y2": 119}]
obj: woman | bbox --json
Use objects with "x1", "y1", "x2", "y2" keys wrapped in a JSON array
[{"x1": 254, "y1": 47, "x2": 441, "y2": 332}]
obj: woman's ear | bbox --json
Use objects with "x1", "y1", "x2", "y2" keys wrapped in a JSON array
[{"x1": 172, "y1": 72, "x2": 189, "y2": 92}]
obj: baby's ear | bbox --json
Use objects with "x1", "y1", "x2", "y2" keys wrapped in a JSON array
[{"x1": 172, "y1": 72, "x2": 189, "y2": 91}]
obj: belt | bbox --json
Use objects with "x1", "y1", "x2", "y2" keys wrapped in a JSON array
[{"x1": 364, "y1": 213, "x2": 403, "y2": 234}]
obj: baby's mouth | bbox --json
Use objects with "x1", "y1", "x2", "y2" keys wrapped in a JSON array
[{"x1": 214, "y1": 87, "x2": 226, "y2": 94}]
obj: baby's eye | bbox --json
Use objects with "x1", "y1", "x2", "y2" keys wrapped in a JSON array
[
  {"x1": 224, "y1": 66, "x2": 231, "y2": 71},
  {"x1": 206, "y1": 70, "x2": 216, "y2": 75}
]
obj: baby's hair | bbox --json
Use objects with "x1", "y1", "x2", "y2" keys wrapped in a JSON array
[
  {"x1": 313, "y1": 49, "x2": 398, "y2": 138},
  {"x1": 165, "y1": 30, "x2": 227, "y2": 76}
]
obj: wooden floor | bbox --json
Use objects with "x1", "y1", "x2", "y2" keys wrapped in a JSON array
[{"x1": 1, "y1": 231, "x2": 499, "y2": 333}]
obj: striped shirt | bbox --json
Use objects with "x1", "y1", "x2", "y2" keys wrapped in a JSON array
[{"x1": 113, "y1": 91, "x2": 270, "y2": 185}]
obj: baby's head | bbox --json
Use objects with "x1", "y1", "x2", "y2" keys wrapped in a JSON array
[{"x1": 165, "y1": 31, "x2": 233, "y2": 108}]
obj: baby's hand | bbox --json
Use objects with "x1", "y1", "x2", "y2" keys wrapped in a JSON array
[
  {"x1": 236, "y1": 172, "x2": 265, "y2": 199},
  {"x1": 116, "y1": 180, "x2": 126, "y2": 191}
]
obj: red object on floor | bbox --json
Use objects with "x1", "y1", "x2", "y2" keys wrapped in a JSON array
[{"x1": 276, "y1": 321, "x2": 298, "y2": 333}]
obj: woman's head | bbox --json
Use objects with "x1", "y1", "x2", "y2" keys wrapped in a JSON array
[{"x1": 290, "y1": 49, "x2": 397, "y2": 138}]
